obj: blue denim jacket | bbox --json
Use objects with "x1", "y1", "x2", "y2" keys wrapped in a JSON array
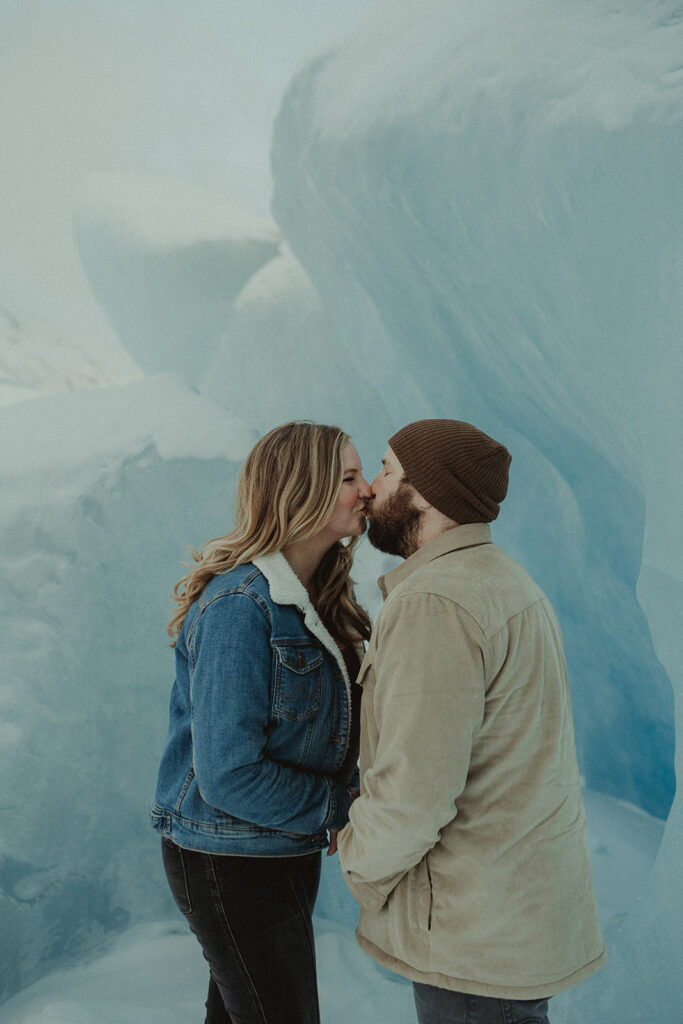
[{"x1": 150, "y1": 552, "x2": 357, "y2": 856}]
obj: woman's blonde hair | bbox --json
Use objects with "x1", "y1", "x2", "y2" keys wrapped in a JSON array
[{"x1": 168, "y1": 421, "x2": 371, "y2": 647}]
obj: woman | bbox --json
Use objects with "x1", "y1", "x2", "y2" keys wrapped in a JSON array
[{"x1": 151, "y1": 421, "x2": 371, "y2": 1024}]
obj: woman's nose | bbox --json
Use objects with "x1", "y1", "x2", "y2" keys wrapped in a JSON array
[{"x1": 358, "y1": 475, "x2": 372, "y2": 498}]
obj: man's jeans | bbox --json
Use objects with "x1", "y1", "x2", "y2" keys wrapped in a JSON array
[
  {"x1": 414, "y1": 982, "x2": 550, "y2": 1024},
  {"x1": 162, "y1": 838, "x2": 321, "y2": 1024}
]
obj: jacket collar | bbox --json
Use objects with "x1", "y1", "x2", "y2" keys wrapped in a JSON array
[
  {"x1": 378, "y1": 523, "x2": 492, "y2": 598},
  {"x1": 253, "y1": 551, "x2": 350, "y2": 690}
]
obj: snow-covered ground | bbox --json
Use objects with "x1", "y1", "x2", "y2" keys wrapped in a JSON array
[{"x1": 0, "y1": 791, "x2": 662, "y2": 1024}]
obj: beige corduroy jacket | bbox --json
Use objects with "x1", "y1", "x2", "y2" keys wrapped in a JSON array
[{"x1": 338, "y1": 523, "x2": 605, "y2": 999}]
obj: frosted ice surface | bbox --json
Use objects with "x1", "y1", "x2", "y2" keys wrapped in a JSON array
[
  {"x1": 272, "y1": 0, "x2": 682, "y2": 812},
  {"x1": 0, "y1": 306, "x2": 140, "y2": 398},
  {"x1": 1, "y1": 373, "x2": 254, "y2": 512},
  {"x1": 73, "y1": 174, "x2": 281, "y2": 384},
  {"x1": 0, "y1": 377, "x2": 253, "y2": 1003},
  {"x1": 0, "y1": 382, "x2": 40, "y2": 407},
  {"x1": 271, "y1": 0, "x2": 683, "y2": 1017},
  {"x1": 201, "y1": 245, "x2": 395, "y2": 458},
  {"x1": 79, "y1": 174, "x2": 279, "y2": 249},
  {"x1": 2, "y1": 0, "x2": 682, "y2": 1017}
]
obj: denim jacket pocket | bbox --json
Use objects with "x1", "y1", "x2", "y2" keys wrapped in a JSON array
[{"x1": 273, "y1": 644, "x2": 324, "y2": 721}]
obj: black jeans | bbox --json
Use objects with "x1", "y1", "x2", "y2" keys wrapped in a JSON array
[
  {"x1": 161, "y1": 838, "x2": 322, "y2": 1024},
  {"x1": 414, "y1": 983, "x2": 550, "y2": 1024}
]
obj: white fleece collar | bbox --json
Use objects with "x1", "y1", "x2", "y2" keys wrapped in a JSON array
[{"x1": 253, "y1": 551, "x2": 350, "y2": 691}]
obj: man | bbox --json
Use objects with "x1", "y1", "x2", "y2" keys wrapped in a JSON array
[{"x1": 337, "y1": 419, "x2": 605, "y2": 1024}]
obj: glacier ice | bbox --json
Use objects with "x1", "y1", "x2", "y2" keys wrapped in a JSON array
[
  {"x1": 270, "y1": 0, "x2": 683, "y2": 1017},
  {"x1": 1, "y1": 0, "x2": 682, "y2": 1018},
  {"x1": 201, "y1": 244, "x2": 395, "y2": 458},
  {"x1": 73, "y1": 174, "x2": 280, "y2": 386},
  {"x1": 0, "y1": 376, "x2": 253, "y2": 1002},
  {"x1": 271, "y1": 0, "x2": 682, "y2": 816},
  {"x1": 0, "y1": 305, "x2": 140, "y2": 400}
]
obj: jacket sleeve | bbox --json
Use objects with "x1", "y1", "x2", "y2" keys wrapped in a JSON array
[
  {"x1": 188, "y1": 591, "x2": 351, "y2": 833},
  {"x1": 337, "y1": 591, "x2": 486, "y2": 911}
]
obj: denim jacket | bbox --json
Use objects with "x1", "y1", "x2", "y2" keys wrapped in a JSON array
[{"x1": 150, "y1": 551, "x2": 358, "y2": 856}]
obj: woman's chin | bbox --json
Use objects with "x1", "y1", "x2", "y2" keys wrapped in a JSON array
[{"x1": 341, "y1": 520, "x2": 367, "y2": 540}]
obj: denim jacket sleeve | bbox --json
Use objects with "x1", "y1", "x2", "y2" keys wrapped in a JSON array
[{"x1": 187, "y1": 590, "x2": 351, "y2": 833}]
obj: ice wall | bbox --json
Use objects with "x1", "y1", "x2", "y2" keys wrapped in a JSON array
[
  {"x1": 201, "y1": 244, "x2": 395, "y2": 457},
  {"x1": 271, "y1": 0, "x2": 683, "y2": 1015},
  {"x1": 0, "y1": 376, "x2": 253, "y2": 1003},
  {"x1": 0, "y1": 305, "x2": 139, "y2": 397},
  {"x1": 272, "y1": 0, "x2": 682, "y2": 817},
  {"x1": 74, "y1": 174, "x2": 393, "y2": 459},
  {"x1": 73, "y1": 175, "x2": 280, "y2": 386}
]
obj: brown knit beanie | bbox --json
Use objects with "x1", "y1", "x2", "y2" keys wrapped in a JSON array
[{"x1": 388, "y1": 419, "x2": 511, "y2": 523}]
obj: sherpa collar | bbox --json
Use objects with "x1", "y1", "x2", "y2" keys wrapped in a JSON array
[{"x1": 252, "y1": 551, "x2": 350, "y2": 692}]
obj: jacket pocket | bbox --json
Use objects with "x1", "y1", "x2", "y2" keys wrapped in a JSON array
[
  {"x1": 273, "y1": 643, "x2": 324, "y2": 721},
  {"x1": 412, "y1": 852, "x2": 433, "y2": 932},
  {"x1": 161, "y1": 837, "x2": 192, "y2": 915}
]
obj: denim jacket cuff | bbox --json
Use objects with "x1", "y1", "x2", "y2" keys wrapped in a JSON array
[{"x1": 325, "y1": 780, "x2": 352, "y2": 830}]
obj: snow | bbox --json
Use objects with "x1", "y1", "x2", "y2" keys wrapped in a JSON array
[
  {"x1": 79, "y1": 174, "x2": 279, "y2": 250},
  {"x1": 0, "y1": 791, "x2": 663, "y2": 1023},
  {"x1": 73, "y1": 174, "x2": 281, "y2": 383},
  {"x1": 0, "y1": 374, "x2": 253, "y2": 513},
  {"x1": 0, "y1": 919, "x2": 414, "y2": 1024},
  {"x1": 0, "y1": 306, "x2": 140, "y2": 399}
]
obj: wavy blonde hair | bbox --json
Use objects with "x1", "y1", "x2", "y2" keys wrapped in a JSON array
[{"x1": 168, "y1": 421, "x2": 371, "y2": 648}]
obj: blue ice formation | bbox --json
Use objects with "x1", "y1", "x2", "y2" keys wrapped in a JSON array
[
  {"x1": 271, "y1": 0, "x2": 682, "y2": 818},
  {"x1": 270, "y1": 1, "x2": 683, "y2": 1018},
  {"x1": 2, "y1": 1, "x2": 682, "y2": 1017},
  {"x1": 0, "y1": 376, "x2": 253, "y2": 1002},
  {"x1": 201, "y1": 244, "x2": 395, "y2": 455},
  {"x1": 74, "y1": 174, "x2": 280, "y2": 385}
]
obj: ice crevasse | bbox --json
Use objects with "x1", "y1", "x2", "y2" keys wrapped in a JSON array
[{"x1": 270, "y1": 1, "x2": 683, "y2": 1020}]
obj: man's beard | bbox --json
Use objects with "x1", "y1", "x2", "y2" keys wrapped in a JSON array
[{"x1": 366, "y1": 482, "x2": 423, "y2": 559}]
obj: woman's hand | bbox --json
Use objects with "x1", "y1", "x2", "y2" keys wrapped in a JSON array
[{"x1": 327, "y1": 787, "x2": 361, "y2": 855}]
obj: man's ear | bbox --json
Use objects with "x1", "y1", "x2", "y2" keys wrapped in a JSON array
[{"x1": 412, "y1": 490, "x2": 431, "y2": 513}]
